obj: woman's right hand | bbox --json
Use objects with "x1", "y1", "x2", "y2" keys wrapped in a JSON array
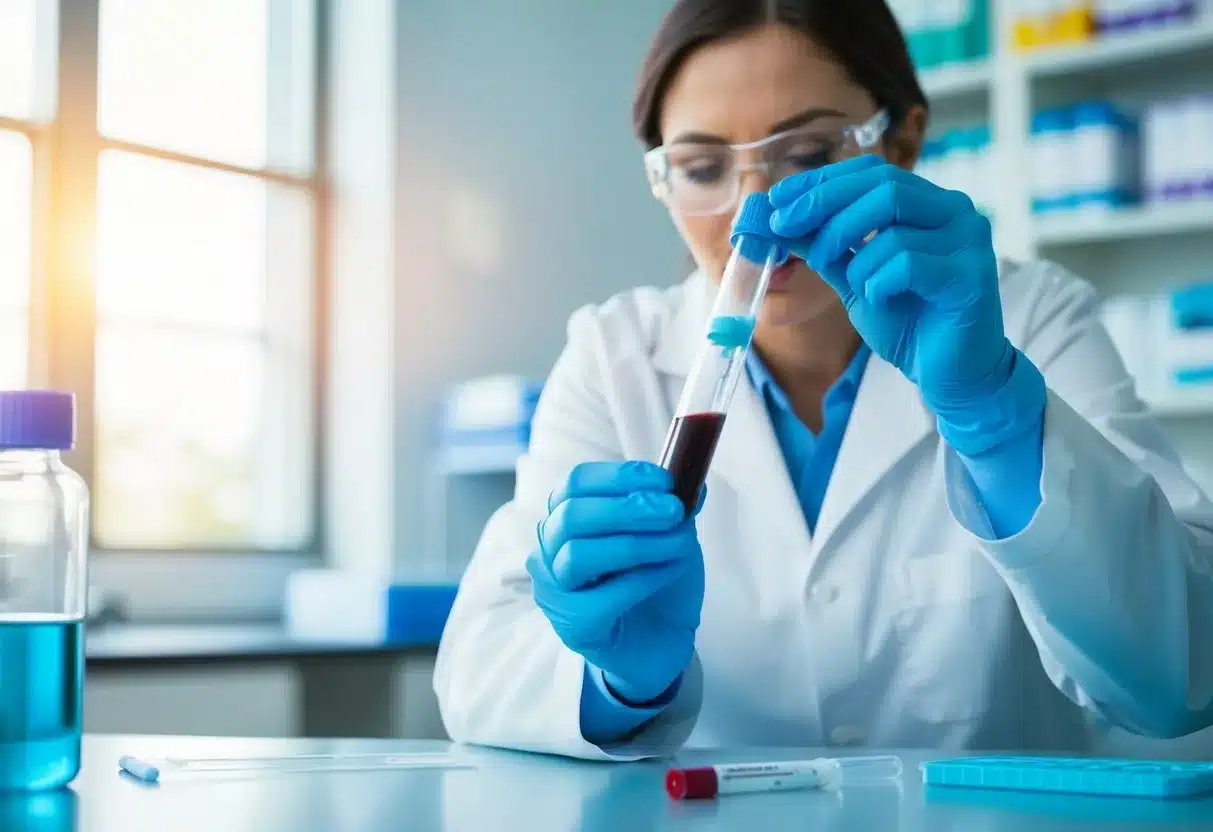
[{"x1": 526, "y1": 461, "x2": 705, "y2": 705}]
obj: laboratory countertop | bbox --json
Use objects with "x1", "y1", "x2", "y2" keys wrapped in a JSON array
[
  {"x1": 16, "y1": 736, "x2": 1213, "y2": 831},
  {"x1": 85, "y1": 623, "x2": 439, "y2": 666}
]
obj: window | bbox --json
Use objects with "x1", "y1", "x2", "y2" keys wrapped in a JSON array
[
  {"x1": 0, "y1": 130, "x2": 31, "y2": 391},
  {"x1": 3, "y1": 0, "x2": 324, "y2": 558}
]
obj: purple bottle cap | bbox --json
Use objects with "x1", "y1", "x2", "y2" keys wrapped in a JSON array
[{"x1": 0, "y1": 391, "x2": 76, "y2": 450}]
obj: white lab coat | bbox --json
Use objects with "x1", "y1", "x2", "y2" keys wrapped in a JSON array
[{"x1": 434, "y1": 259, "x2": 1213, "y2": 761}]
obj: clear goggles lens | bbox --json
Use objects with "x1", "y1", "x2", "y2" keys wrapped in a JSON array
[{"x1": 645, "y1": 111, "x2": 889, "y2": 217}]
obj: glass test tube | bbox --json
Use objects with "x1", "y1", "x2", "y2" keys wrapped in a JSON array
[{"x1": 657, "y1": 193, "x2": 787, "y2": 514}]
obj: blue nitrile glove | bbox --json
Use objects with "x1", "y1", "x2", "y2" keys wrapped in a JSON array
[
  {"x1": 526, "y1": 461, "x2": 705, "y2": 706},
  {"x1": 765, "y1": 154, "x2": 1046, "y2": 460}
]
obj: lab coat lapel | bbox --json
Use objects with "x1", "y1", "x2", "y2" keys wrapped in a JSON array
[
  {"x1": 653, "y1": 273, "x2": 812, "y2": 559},
  {"x1": 710, "y1": 365, "x2": 811, "y2": 553},
  {"x1": 810, "y1": 355, "x2": 935, "y2": 557}
]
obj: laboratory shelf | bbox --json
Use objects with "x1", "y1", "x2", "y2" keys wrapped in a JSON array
[
  {"x1": 1023, "y1": 19, "x2": 1213, "y2": 80},
  {"x1": 920, "y1": 59, "x2": 992, "y2": 102},
  {"x1": 437, "y1": 443, "x2": 523, "y2": 475},
  {"x1": 1033, "y1": 200, "x2": 1213, "y2": 247}
]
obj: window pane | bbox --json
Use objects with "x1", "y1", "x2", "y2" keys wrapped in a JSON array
[
  {"x1": 0, "y1": 131, "x2": 31, "y2": 310},
  {"x1": 95, "y1": 331, "x2": 311, "y2": 550},
  {"x1": 98, "y1": 0, "x2": 315, "y2": 172},
  {"x1": 0, "y1": 0, "x2": 50, "y2": 120},
  {"x1": 95, "y1": 153, "x2": 315, "y2": 551},
  {"x1": 0, "y1": 311, "x2": 26, "y2": 389},
  {"x1": 97, "y1": 152, "x2": 270, "y2": 332}
]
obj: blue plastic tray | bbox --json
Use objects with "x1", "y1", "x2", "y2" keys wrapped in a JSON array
[{"x1": 921, "y1": 756, "x2": 1213, "y2": 799}]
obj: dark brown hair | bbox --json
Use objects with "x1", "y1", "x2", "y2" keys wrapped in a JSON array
[{"x1": 632, "y1": 0, "x2": 928, "y2": 149}]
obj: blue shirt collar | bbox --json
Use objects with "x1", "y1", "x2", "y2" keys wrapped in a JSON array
[{"x1": 746, "y1": 342, "x2": 872, "y2": 418}]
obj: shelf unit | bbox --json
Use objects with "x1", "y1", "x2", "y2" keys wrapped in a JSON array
[
  {"x1": 1034, "y1": 200, "x2": 1213, "y2": 247},
  {"x1": 920, "y1": 59, "x2": 992, "y2": 101},
  {"x1": 928, "y1": 4, "x2": 1213, "y2": 423},
  {"x1": 1022, "y1": 17, "x2": 1213, "y2": 78}
]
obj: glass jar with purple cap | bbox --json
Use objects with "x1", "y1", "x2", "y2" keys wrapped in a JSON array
[{"x1": 0, "y1": 392, "x2": 88, "y2": 791}]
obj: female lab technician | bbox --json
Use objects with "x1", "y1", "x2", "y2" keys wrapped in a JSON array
[{"x1": 434, "y1": 0, "x2": 1213, "y2": 759}]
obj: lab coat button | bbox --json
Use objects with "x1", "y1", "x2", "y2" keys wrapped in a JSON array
[{"x1": 830, "y1": 724, "x2": 865, "y2": 746}]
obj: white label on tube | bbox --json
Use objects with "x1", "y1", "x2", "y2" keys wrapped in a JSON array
[{"x1": 712, "y1": 761, "x2": 828, "y2": 795}]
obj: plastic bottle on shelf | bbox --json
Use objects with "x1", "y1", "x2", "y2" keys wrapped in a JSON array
[
  {"x1": 1051, "y1": 0, "x2": 1096, "y2": 43},
  {"x1": 1070, "y1": 100, "x2": 1137, "y2": 211},
  {"x1": 1197, "y1": 95, "x2": 1213, "y2": 198},
  {"x1": 1094, "y1": 0, "x2": 1125, "y2": 32},
  {"x1": 891, "y1": 0, "x2": 935, "y2": 71},
  {"x1": 1012, "y1": 0, "x2": 1051, "y2": 50},
  {"x1": 1141, "y1": 100, "x2": 1165, "y2": 203},
  {"x1": 1156, "y1": 0, "x2": 1198, "y2": 25},
  {"x1": 965, "y1": 0, "x2": 991, "y2": 60},
  {"x1": 1031, "y1": 109, "x2": 1075, "y2": 213},
  {"x1": 931, "y1": 0, "x2": 967, "y2": 66},
  {"x1": 1097, "y1": 0, "x2": 1161, "y2": 31},
  {"x1": 1144, "y1": 98, "x2": 1194, "y2": 202}
]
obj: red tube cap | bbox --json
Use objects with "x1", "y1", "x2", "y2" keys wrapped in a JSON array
[{"x1": 665, "y1": 766, "x2": 719, "y2": 800}]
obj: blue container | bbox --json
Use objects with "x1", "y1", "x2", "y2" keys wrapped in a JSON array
[
  {"x1": 0, "y1": 392, "x2": 88, "y2": 792},
  {"x1": 386, "y1": 584, "x2": 459, "y2": 645},
  {"x1": 0, "y1": 622, "x2": 83, "y2": 791}
]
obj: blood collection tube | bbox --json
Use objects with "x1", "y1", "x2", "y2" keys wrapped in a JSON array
[
  {"x1": 665, "y1": 755, "x2": 903, "y2": 800},
  {"x1": 657, "y1": 192, "x2": 789, "y2": 515}
]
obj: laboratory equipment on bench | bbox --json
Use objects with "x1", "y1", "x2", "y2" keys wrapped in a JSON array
[
  {"x1": 922, "y1": 756, "x2": 1213, "y2": 799},
  {"x1": 656, "y1": 193, "x2": 788, "y2": 514},
  {"x1": 0, "y1": 392, "x2": 88, "y2": 792},
  {"x1": 666, "y1": 755, "x2": 903, "y2": 800},
  {"x1": 118, "y1": 750, "x2": 476, "y2": 783}
]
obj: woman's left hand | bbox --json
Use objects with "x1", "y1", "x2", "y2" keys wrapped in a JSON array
[{"x1": 766, "y1": 154, "x2": 1044, "y2": 458}]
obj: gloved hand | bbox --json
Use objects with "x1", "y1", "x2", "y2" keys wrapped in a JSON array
[
  {"x1": 526, "y1": 461, "x2": 705, "y2": 705},
  {"x1": 765, "y1": 154, "x2": 1045, "y2": 457}
]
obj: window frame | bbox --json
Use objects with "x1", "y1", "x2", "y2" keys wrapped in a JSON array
[{"x1": 29, "y1": 0, "x2": 331, "y2": 563}]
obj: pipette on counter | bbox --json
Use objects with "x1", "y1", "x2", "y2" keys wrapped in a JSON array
[{"x1": 119, "y1": 751, "x2": 474, "y2": 783}]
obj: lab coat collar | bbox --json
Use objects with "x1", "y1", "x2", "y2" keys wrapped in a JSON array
[{"x1": 652, "y1": 271, "x2": 936, "y2": 562}]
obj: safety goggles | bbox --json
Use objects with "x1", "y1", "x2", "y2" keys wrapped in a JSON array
[{"x1": 643, "y1": 110, "x2": 890, "y2": 217}]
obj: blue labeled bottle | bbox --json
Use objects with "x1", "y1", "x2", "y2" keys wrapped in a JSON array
[{"x1": 0, "y1": 392, "x2": 88, "y2": 791}]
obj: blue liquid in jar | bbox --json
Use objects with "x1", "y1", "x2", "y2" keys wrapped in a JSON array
[{"x1": 0, "y1": 619, "x2": 83, "y2": 791}]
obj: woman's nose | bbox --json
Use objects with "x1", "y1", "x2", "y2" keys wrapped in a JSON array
[{"x1": 737, "y1": 163, "x2": 774, "y2": 200}]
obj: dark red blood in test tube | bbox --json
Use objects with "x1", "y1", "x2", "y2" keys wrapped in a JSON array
[{"x1": 658, "y1": 412, "x2": 726, "y2": 516}]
